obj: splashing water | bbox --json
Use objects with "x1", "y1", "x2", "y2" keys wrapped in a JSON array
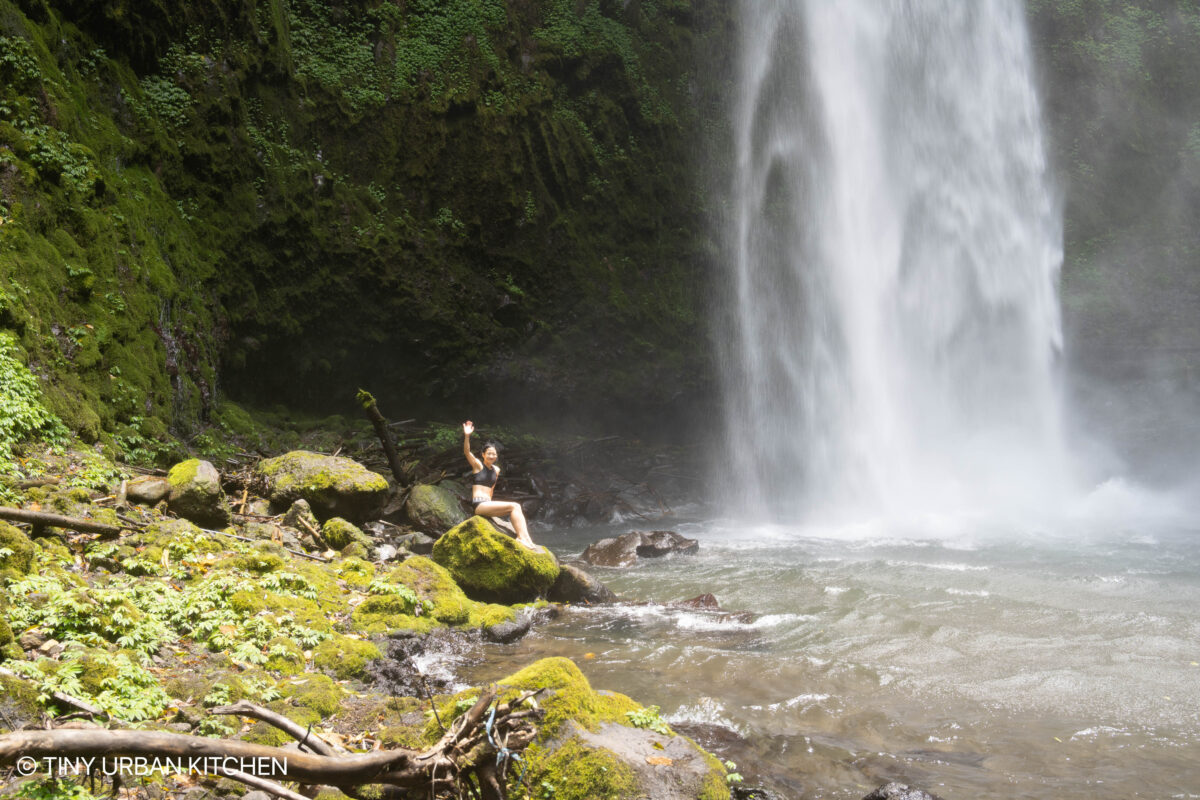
[{"x1": 721, "y1": 0, "x2": 1070, "y2": 521}]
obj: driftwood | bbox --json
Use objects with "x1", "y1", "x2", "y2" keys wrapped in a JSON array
[
  {"x1": 356, "y1": 389, "x2": 408, "y2": 486},
  {"x1": 0, "y1": 690, "x2": 542, "y2": 800},
  {"x1": 0, "y1": 506, "x2": 133, "y2": 537}
]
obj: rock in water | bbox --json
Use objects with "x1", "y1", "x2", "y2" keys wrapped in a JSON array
[
  {"x1": 581, "y1": 530, "x2": 700, "y2": 567},
  {"x1": 166, "y1": 459, "x2": 231, "y2": 527},
  {"x1": 256, "y1": 450, "x2": 389, "y2": 522},
  {"x1": 863, "y1": 782, "x2": 945, "y2": 800},
  {"x1": 580, "y1": 532, "x2": 642, "y2": 567},
  {"x1": 548, "y1": 563, "x2": 618, "y2": 604},
  {"x1": 432, "y1": 516, "x2": 559, "y2": 603},
  {"x1": 404, "y1": 483, "x2": 468, "y2": 534}
]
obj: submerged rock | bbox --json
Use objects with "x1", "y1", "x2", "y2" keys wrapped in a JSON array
[
  {"x1": 548, "y1": 563, "x2": 618, "y2": 604},
  {"x1": 404, "y1": 483, "x2": 467, "y2": 534},
  {"x1": 257, "y1": 450, "x2": 389, "y2": 522},
  {"x1": 581, "y1": 530, "x2": 699, "y2": 567},
  {"x1": 166, "y1": 459, "x2": 231, "y2": 527},
  {"x1": 863, "y1": 783, "x2": 944, "y2": 800},
  {"x1": 432, "y1": 516, "x2": 559, "y2": 604}
]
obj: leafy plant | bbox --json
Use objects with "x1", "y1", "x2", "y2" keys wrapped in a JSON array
[
  {"x1": 15, "y1": 778, "x2": 105, "y2": 800},
  {"x1": 624, "y1": 705, "x2": 672, "y2": 736}
]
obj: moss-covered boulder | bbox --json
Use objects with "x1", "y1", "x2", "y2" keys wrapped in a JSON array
[
  {"x1": 404, "y1": 484, "x2": 467, "y2": 534},
  {"x1": 257, "y1": 451, "x2": 389, "y2": 522},
  {"x1": 322, "y1": 517, "x2": 373, "y2": 551},
  {"x1": 0, "y1": 522, "x2": 36, "y2": 581},
  {"x1": 496, "y1": 658, "x2": 731, "y2": 800},
  {"x1": 166, "y1": 459, "x2": 231, "y2": 527},
  {"x1": 432, "y1": 517, "x2": 558, "y2": 604},
  {"x1": 313, "y1": 634, "x2": 381, "y2": 680},
  {"x1": 126, "y1": 475, "x2": 170, "y2": 505}
]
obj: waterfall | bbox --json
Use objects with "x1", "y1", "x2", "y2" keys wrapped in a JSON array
[{"x1": 721, "y1": 0, "x2": 1069, "y2": 520}]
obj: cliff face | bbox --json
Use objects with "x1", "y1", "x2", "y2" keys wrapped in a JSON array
[
  {"x1": 1027, "y1": 0, "x2": 1200, "y2": 475},
  {"x1": 0, "y1": 0, "x2": 732, "y2": 455}
]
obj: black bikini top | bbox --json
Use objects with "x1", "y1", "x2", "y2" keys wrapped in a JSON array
[{"x1": 472, "y1": 464, "x2": 498, "y2": 487}]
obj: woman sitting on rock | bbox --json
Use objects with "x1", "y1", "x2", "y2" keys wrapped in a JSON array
[{"x1": 462, "y1": 420, "x2": 539, "y2": 551}]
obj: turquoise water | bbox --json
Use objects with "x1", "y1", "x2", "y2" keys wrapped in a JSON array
[{"x1": 461, "y1": 490, "x2": 1200, "y2": 798}]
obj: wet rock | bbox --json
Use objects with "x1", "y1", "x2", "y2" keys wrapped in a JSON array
[
  {"x1": 370, "y1": 628, "x2": 482, "y2": 697},
  {"x1": 863, "y1": 782, "x2": 944, "y2": 800},
  {"x1": 126, "y1": 476, "x2": 170, "y2": 505},
  {"x1": 675, "y1": 593, "x2": 720, "y2": 609},
  {"x1": 166, "y1": 459, "x2": 231, "y2": 527},
  {"x1": 483, "y1": 614, "x2": 532, "y2": 644},
  {"x1": 734, "y1": 788, "x2": 790, "y2": 800},
  {"x1": 404, "y1": 483, "x2": 467, "y2": 534},
  {"x1": 548, "y1": 563, "x2": 618, "y2": 604},
  {"x1": 432, "y1": 516, "x2": 559, "y2": 604},
  {"x1": 637, "y1": 530, "x2": 699, "y2": 558},
  {"x1": 392, "y1": 531, "x2": 436, "y2": 556},
  {"x1": 580, "y1": 530, "x2": 699, "y2": 567},
  {"x1": 256, "y1": 450, "x2": 389, "y2": 522},
  {"x1": 580, "y1": 532, "x2": 642, "y2": 567}
]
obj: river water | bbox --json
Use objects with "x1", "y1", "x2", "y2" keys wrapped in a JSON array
[{"x1": 458, "y1": 496, "x2": 1200, "y2": 799}]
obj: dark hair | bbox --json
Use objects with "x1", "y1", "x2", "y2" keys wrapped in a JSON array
[{"x1": 482, "y1": 441, "x2": 500, "y2": 455}]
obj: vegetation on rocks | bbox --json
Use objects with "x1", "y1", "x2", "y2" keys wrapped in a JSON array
[{"x1": 433, "y1": 515, "x2": 560, "y2": 603}]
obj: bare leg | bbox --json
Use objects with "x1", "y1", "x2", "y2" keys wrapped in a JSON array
[{"x1": 474, "y1": 500, "x2": 540, "y2": 551}]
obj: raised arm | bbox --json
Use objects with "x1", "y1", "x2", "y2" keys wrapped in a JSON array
[{"x1": 462, "y1": 421, "x2": 483, "y2": 472}]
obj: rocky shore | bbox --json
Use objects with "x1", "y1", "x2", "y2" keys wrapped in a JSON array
[{"x1": 0, "y1": 421, "x2": 940, "y2": 800}]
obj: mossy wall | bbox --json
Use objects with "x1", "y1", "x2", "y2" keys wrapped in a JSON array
[{"x1": 0, "y1": 0, "x2": 731, "y2": 453}]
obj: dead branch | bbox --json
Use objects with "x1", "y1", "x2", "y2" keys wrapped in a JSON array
[
  {"x1": 0, "y1": 506, "x2": 134, "y2": 537},
  {"x1": 0, "y1": 686, "x2": 544, "y2": 799},
  {"x1": 209, "y1": 700, "x2": 340, "y2": 756},
  {"x1": 357, "y1": 389, "x2": 408, "y2": 486},
  {"x1": 197, "y1": 526, "x2": 330, "y2": 563}
]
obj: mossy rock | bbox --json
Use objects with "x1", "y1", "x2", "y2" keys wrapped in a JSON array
[
  {"x1": 313, "y1": 634, "x2": 381, "y2": 680},
  {"x1": 495, "y1": 657, "x2": 640, "y2": 737},
  {"x1": 0, "y1": 673, "x2": 42, "y2": 731},
  {"x1": 166, "y1": 459, "x2": 232, "y2": 527},
  {"x1": 322, "y1": 517, "x2": 372, "y2": 550},
  {"x1": 0, "y1": 522, "x2": 36, "y2": 576},
  {"x1": 497, "y1": 658, "x2": 731, "y2": 800},
  {"x1": 229, "y1": 590, "x2": 333, "y2": 635},
  {"x1": 256, "y1": 451, "x2": 389, "y2": 522},
  {"x1": 404, "y1": 483, "x2": 467, "y2": 534},
  {"x1": 335, "y1": 556, "x2": 375, "y2": 588},
  {"x1": 384, "y1": 556, "x2": 472, "y2": 625},
  {"x1": 264, "y1": 636, "x2": 305, "y2": 675},
  {"x1": 432, "y1": 517, "x2": 559, "y2": 604},
  {"x1": 280, "y1": 673, "x2": 345, "y2": 718}
]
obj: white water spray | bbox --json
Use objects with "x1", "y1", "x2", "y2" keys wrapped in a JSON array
[{"x1": 722, "y1": 0, "x2": 1071, "y2": 520}]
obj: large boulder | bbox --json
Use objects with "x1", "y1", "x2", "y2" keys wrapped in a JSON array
[
  {"x1": 166, "y1": 459, "x2": 231, "y2": 527},
  {"x1": 548, "y1": 563, "x2": 617, "y2": 604},
  {"x1": 497, "y1": 658, "x2": 732, "y2": 800},
  {"x1": 404, "y1": 483, "x2": 467, "y2": 534},
  {"x1": 580, "y1": 530, "x2": 699, "y2": 568},
  {"x1": 256, "y1": 451, "x2": 389, "y2": 522},
  {"x1": 432, "y1": 517, "x2": 559, "y2": 603}
]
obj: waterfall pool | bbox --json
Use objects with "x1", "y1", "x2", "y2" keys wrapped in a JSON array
[{"x1": 459, "y1": 504, "x2": 1200, "y2": 799}]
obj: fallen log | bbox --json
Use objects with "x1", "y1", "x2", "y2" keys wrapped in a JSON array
[
  {"x1": 356, "y1": 389, "x2": 408, "y2": 486},
  {"x1": 0, "y1": 506, "x2": 131, "y2": 537},
  {"x1": 0, "y1": 688, "x2": 542, "y2": 800}
]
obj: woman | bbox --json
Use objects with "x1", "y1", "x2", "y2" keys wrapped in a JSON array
[{"x1": 462, "y1": 420, "x2": 540, "y2": 551}]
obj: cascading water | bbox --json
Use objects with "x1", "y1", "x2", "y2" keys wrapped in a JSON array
[{"x1": 722, "y1": 0, "x2": 1070, "y2": 520}]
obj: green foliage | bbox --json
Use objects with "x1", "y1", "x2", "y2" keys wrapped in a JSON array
[
  {"x1": 624, "y1": 704, "x2": 672, "y2": 736},
  {"x1": 15, "y1": 779, "x2": 105, "y2": 800},
  {"x1": 6, "y1": 649, "x2": 170, "y2": 721},
  {"x1": 0, "y1": 332, "x2": 69, "y2": 471}
]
